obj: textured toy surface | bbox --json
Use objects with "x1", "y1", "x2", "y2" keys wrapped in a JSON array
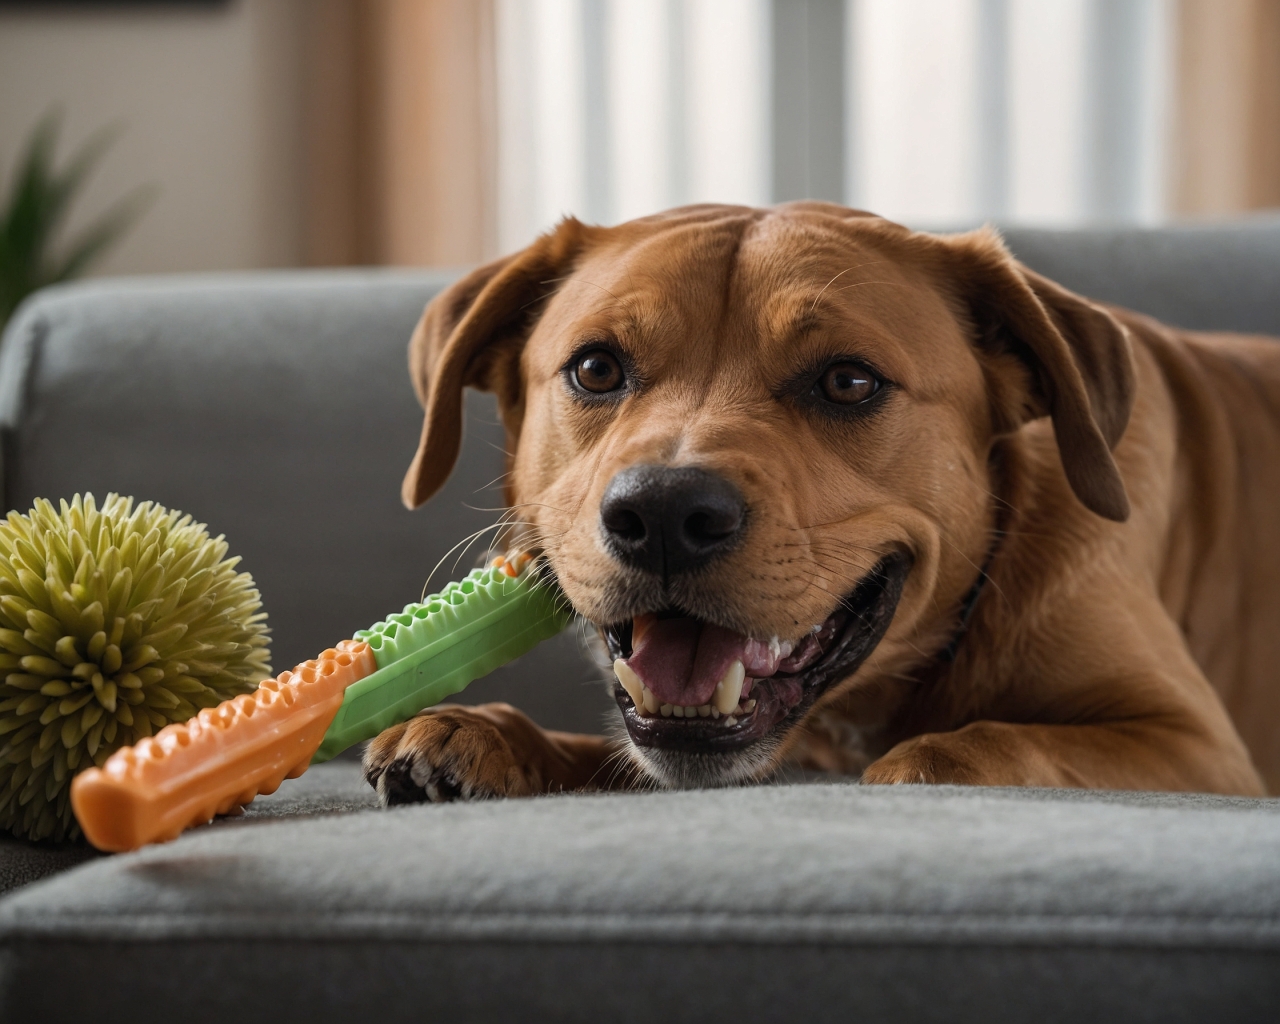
[
  {"x1": 70, "y1": 641, "x2": 374, "y2": 852},
  {"x1": 314, "y1": 554, "x2": 569, "y2": 761},
  {"x1": 70, "y1": 554, "x2": 570, "y2": 851},
  {"x1": 0, "y1": 494, "x2": 270, "y2": 843}
]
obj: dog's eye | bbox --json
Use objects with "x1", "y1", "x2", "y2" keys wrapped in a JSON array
[
  {"x1": 574, "y1": 350, "x2": 625, "y2": 394},
  {"x1": 817, "y1": 363, "x2": 879, "y2": 405}
]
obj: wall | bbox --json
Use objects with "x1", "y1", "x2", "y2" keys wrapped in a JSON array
[
  {"x1": 2, "y1": 0, "x2": 1276, "y2": 277},
  {"x1": 0, "y1": 0, "x2": 306, "y2": 277}
]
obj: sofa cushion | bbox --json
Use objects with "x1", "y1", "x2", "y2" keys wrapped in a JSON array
[{"x1": 1, "y1": 764, "x2": 1277, "y2": 1022}]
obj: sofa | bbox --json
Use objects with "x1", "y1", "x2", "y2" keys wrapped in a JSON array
[{"x1": 0, "y1": 222, "x2": 1278, "y2": 1022}]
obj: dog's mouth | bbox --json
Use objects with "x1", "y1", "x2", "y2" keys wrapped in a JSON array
[{"x1": 600, "y1": 553, "x2": 911, "y2": 753}]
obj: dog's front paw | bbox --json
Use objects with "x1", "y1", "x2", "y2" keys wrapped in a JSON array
[
  {"x1": 860, "y1": 732, "x2": 978, "y2": 786},
  {"x1": 362, "y1": 703, "x2": 543, "y2": 806}
]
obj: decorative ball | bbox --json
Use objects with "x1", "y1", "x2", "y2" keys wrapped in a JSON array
[{"x1": 0, "y1": 494, "x2": 271, "y2": 842}]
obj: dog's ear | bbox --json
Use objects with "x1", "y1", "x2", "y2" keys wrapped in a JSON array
[
  {"x1": 402, "y1": 219, "x2": 588, "y2": 509},
  {"x1": 942, "y1": 229, "x2": 1135, "y2": 522}
]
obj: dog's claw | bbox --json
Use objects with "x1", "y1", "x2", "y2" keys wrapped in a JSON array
[
  {"x1": 363, "y1": 703, "x2": 542, "y2": 806},
  {"x1": 372, "y1": 757, "x2": 432, "y2": 805}
]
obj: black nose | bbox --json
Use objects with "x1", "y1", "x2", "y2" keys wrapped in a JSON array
[{"x1": 599, "y1": 465, "x2": 746, "y2": 576}]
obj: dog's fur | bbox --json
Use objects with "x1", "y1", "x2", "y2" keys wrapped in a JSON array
[{"x1": 364, "y1": 203, "x2": 1280, "y2": 803}]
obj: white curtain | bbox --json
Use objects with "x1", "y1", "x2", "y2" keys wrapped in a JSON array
[{"x1": 496, "y1": 0, "x2": 1173, "y2": 249}]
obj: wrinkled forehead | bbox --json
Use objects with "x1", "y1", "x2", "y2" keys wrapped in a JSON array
[
  {"x1": 730, "y1": 217, "x2": 957, "y2": 342},
  {"x1": 539, "y1": 221, "x2": 743, "y2": 333},
  {"x1": 535, "y1": 213, "x2": 959, "y2": 359}
]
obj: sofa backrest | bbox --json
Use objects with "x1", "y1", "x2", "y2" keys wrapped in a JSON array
[{"x1": 1001, "y1": 218, "x2": 1280, "y2": 336}]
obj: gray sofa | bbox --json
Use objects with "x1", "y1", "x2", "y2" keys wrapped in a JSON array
[{"x1": 1, "y1": 222, "x2": 1279, "y2": 1022}]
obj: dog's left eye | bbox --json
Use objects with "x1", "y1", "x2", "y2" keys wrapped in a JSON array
[
  {"x1": 816, "y1": 362, "x2": 879, "y2": 405},
  {"x1": 573, "y1": 350, "x2": 626, "y2": 394}
]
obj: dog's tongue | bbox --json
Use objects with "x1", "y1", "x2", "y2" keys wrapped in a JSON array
[{"x1": 626, "y1": 615, "x2": 781, "y2": 707}]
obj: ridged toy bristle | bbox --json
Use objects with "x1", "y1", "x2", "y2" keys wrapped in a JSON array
[{"x1": 313, "y1": 556, "x2": 570, "y2": 762}]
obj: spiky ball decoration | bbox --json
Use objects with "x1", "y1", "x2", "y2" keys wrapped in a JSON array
[{"x1": 0, "y1": 494, "x2": 271, "y2": 842}]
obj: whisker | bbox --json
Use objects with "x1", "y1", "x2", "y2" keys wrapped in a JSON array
[
  {"x1": 807, "y1": 260, "x2": 887, "y2": 315},
  {"x1": 461, "y1": 500, "x2": 571, "y2": 516},
  {"x1": 473, "y1": 469, "x2": 513, "y2": 495},
  {"x1": 483, "y1": 439, "x2": 516, "y2": 459},
  {"x1": 420, "y1": 516, "x2": 543, "y2": 599}
]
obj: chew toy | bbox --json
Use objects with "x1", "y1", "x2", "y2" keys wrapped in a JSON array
[
  {"x1": 70, "y1": 552, "x2": 570, "y2": 852},
  {"x1": 0, "y1": 495, "x2": 270, "y2": 843}
]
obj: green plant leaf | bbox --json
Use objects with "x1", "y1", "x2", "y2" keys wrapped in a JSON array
[{"x1": 0, "y1": 111, "x2": 153, "y2": 330}]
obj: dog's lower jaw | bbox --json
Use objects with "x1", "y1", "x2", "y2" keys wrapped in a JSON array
[
  {"x1": 628, "y1": 737, "x2": 783, "y2": 789},
  {"x1": 606, "y1": 552, "x2": 913, "y2": 789}
]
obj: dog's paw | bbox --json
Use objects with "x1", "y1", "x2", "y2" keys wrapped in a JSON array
[
  {"x1": 860, "y1": 732, "x2": 978, "y2": 786},
  {"x1": 362, "y1": 703, "x2": 543, "y2": 806}
]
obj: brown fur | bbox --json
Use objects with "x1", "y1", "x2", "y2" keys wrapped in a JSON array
[{"x1": 367, "y1": 203, "x2": 1279, "y2": 801}]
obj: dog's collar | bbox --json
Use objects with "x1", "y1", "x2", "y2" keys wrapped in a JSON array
[{"x1": 938, "y1": 531, "x2": 1003, "y2": 663}]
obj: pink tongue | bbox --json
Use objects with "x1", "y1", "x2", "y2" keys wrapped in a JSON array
[{"x1": 627, "y1": 618, "x2": 774, "y2": 707}]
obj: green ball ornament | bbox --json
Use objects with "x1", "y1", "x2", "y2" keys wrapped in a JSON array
[{"x1": 0, "y1": 494, "x2": 271, "y2": 842}]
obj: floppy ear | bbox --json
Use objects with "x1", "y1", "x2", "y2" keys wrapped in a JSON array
[
  {"x1": 401, "y1": 219, "x2": 588, "y2": 509},
  {"x1": 943, "y1": 229, "x2": 1135, "y2": 522}
]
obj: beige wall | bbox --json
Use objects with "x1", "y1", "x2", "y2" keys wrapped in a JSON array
[
  {"x1": 3, "y1": 1, "x2": 1276, "y2": 279},
  {"x1": 0, "y1": 0, "x2": 307, "y2": 277}
]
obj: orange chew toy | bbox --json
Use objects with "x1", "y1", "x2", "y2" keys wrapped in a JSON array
[{"x1": 69, "y1": 640, "x2": 377, "y2": 852}]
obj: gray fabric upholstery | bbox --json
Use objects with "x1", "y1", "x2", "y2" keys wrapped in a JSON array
[
  {"x1": 0, "y1": 838, "x2": 97, "y2": 897},
  {"x1": 2, "y1": 223, "x2": 1280, "y2": 1021},
  {"x1": 1, "y1": 763, "x2": 1278, "y2": 1022},
  {"x1": 0, "y1": 270, "x2": 615, "y2": 737},
  {"x1": 1001, "y1": 216, "x2": 1280, "y2": 335}
]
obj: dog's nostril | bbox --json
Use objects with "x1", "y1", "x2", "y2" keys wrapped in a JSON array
[
  {"x1": 604, "y1": 507, "x2": 646, "y2": 542},
  {"x1": 684, "y1": 508, "x2": 740, "y2": 543}
]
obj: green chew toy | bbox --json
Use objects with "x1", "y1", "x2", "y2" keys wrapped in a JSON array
[{"x1": 312, "y1": 557, "x2": 572, "y2": 762}]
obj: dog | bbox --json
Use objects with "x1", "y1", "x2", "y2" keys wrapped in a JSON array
[{"x1": 363, "y1": 202, "x2": 1280, "y2": 804}]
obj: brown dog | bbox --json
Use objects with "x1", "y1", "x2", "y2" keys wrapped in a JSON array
[{"x1": 364, "y1": 202, "x2": 1280, "y2": 804}]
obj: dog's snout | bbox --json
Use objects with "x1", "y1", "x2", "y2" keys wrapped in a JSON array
[{"x1": 599, "y1": 465, "x2": 745, "y2": 576}]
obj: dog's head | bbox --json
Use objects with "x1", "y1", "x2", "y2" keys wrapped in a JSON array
[{"x1": 402, "y1": 203, "x2": 1135, "y2": 787}]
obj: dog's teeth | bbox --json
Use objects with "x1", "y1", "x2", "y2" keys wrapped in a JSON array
[
  {"x1": 724, "y1": 715, "x2": 738, "y2": 727},
  {"x1": 660, "y1": 704, "x2": 673, "y2": 717},
  {"x1": 673, "y1": 705, "x2": 685, "y2": 717},
  {"x1": 712, "y1": 707, "x2": 720, "y2": 719},
  {"x1": 641, "y1": 685, "x2": 659, "y2": 714},
  {"x1": 614, "y1": 660, "x2": 645, "y2": 710},
  {"x1": 698, "y1": 704, "x2": 711, "y2": 717},
  {"x1": 712, "y1": 661, "x2": 745, "y2": 715},
  {"x1": 744, "y1": 699, "x2": 757, "y2": 713}
]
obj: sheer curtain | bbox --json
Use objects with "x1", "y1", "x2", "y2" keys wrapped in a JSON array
[{"x1": 493, "y1": 0, "x2": 1174, "y2": 247}]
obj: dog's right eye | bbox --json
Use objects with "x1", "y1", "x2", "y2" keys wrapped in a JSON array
[
  {"x1": 573, "y1": 350, "x2": 625, "y2": 394},
  {"x1": 816, "y1": 362, "x2": 880, "y2": 406}
]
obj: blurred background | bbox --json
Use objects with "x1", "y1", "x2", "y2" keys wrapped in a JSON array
[{"x1": 0, "y1": 0, "x2": 1277, "y2": 278}]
